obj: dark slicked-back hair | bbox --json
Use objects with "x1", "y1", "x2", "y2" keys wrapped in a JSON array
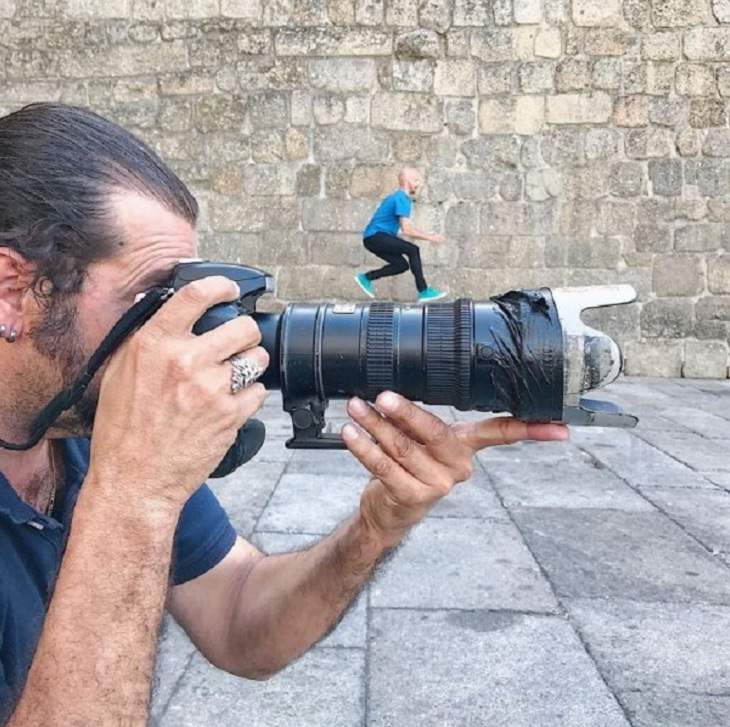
[{"x1": 0, "y1": 102, "x2": 198, "y2": 302}]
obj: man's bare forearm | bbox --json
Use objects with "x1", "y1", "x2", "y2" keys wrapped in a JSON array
[
  {"x1": 401, "y1": 225, "x2": 439, "y2": 242},
  {"x1": 226, "y1": 511, "x2": 393, "y2": 678},
  {"x1": 8, "y1": 475, "x2": 179, "y2": 727}
]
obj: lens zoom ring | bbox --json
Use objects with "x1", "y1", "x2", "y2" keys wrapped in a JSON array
[
  {"x1": 425, "y1": 304, "x2": 455, "y2": 404},
  {"x1": 454, "y1": 299, "x2": 473, "y2": 410},
  {"x1": 366, "y1": 303, "x2": 394, "y2": 398}
]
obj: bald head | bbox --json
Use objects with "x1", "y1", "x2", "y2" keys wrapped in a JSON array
[{"x1": 398, "y1": 167, "x2": 423, "y2": 197}]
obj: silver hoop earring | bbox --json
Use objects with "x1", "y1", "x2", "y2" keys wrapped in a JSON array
[
  {"x1": 7, "y1": 328, "x2": 17, "y2": 343},
  {"x1": 0, "y1": 325, "x2": 6, "y2": 339}
]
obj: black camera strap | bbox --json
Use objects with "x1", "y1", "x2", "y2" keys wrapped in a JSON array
[{"x1": 0, "y1": 287, "x2": 172, "y2": 451}]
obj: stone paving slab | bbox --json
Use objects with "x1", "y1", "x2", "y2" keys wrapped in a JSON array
[
  {"x1": 368, "y1": 609, "x2": 629, "y2": 727},
  {"x1": 566, "y1": 598, "x2": 730, "y2": 694},
  {"x1": 513, "y1": 508, "x2": 730, "y2": 604},
  {"x1": 486, "y1": 448, "x2": 653, "y2": 510},
  {"x1": 256, "y1": 473, "x2": 364, "y2": 534},
  {"x1": 635, "y1": 430, "x2": 730, "y2": 475},
  {"x1": 209, "y1": 460, "x2": 287, "y2": 537},
  {"x1": 369, "y1": 518, "x2": 558, "y2": 612},
  {"x1": 160, "y1": 648, "x2": 365, "y2": 727},
  {"x1": 619, "y1": 690, "x2": 730, "y2": 727},
  {"x1": 641, "y1": 487, "x2": 730, "y2": 555},
  {"x1": 570, "y1": 427, "x2": 717, "y2": 488}
]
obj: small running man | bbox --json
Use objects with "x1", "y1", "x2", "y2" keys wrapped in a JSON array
[{"x1": 355, "y1": 167, "x2": 448, "y2": 303}]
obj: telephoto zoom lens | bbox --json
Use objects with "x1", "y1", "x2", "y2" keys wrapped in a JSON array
[{"x1": 255, "y1": 284, "x2": 638, "y2": 432}]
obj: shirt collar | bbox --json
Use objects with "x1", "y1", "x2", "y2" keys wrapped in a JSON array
[{"x1": 0, "y1": 438, "x2": 89, "y2": 530}]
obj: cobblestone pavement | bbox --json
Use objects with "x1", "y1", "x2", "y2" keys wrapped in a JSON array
[{"x1": 151, "y1": 377, "x2": 730, "y2": 727}]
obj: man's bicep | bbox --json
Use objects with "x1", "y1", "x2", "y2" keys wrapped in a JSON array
[{"x1": 168, "y1": 536, "x2": 263, "y2": 671}]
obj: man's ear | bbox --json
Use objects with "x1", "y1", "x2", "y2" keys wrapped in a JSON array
[{"x1": 0, "y1": 247, "x2": 36, "y2": 341}]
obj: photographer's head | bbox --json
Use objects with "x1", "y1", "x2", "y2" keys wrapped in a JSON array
[{"x1": 0, "y1": 103, "x2": 199, "y2": 439}]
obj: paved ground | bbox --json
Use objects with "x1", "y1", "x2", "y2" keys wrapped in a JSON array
[{"x1": 150, "y1": 376, "x2": 730, "y2": 727}]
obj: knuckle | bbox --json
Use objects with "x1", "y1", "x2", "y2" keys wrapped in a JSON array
[
  {"x1": 433, "y1": 477, "x2": 454, "y2": 497},
  {"x1": 180, "y1": 279, "x2": 210, "y2": 306},
  {"x1": 372, "y1": 455, "x2": 393, "y2": 480},
  {"x1": 427, "y1": 420, "x2": 451, "y2": 446},
  {"x1": 240, "y1": 316, "x2": 262, "y2": 344},
  {"x1": 391, "y1": 430, "x2": 413, "y2": 460},
  {"x1": 169, "y1": 350, "x2": 196, "y2": 380},
  {"x1": 457, "y1": 461, "x2": 475, "y2": 482}
]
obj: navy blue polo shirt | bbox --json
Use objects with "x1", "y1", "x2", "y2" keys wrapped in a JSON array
[{"x1": 0, "y1": 437, "x2": 236, "y2": 723}]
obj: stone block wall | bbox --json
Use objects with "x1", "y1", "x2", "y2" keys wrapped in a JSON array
[{"x1": 0, "y1": 0, "x2": 729, "y2": 378}]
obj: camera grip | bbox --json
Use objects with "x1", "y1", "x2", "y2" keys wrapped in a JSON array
[{"x1": 209, "y1": 418, "x2": 267, "y2": 478}]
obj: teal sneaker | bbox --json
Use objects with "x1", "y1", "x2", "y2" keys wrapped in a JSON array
[
  {"x1": 417, "y1": 287, "x2": 448, "y2": 304},
  {"x1": 354, "y1": 273, "x2": 375, "y2": 299}
]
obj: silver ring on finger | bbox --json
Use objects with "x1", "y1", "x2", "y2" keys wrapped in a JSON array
[{"x1": 229, "y1": 354, "x2": 264, "y2": 394}]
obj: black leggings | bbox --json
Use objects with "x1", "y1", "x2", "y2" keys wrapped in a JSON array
[{"x1": 363, "y1": 233, "x2": 428, "y2": 292}]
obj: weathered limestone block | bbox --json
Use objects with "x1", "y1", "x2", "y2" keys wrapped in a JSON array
[
  {"x1": 479, "y1": 95, "x2": 545, "y2": 135},
  {"x1": 625, "y1": 340, "x2": 683, "y2": 377},
  {"x1": 572, "y1": 0, "x2": 622, "y2": 27},
  {"x1": 649, "y1": 159, "x2": 683, "y2": 196},
  {"x1": 386, "y1": 0, "x2": 418, "y2": 26},
  {"x1": 434, "y1": 59, "x2": 475, "y2": 96},
  {"x1": 676, "y1": 64, "x2": 716, "y2": 96},
  {"x1": 641, "y1": 31, "x2": 680, "y2": 60},
  {"x1": 545, "y1": 92, "x2": 612, "y2": 124},
  {"x1": 477, "y1": 63, "x2": 515, "y2": 94},
  {"x1": 302, "y1": 198, "x2": 374, "y2": 232},
  {"x1": 453, "y1": 0, "x2": 492, "y2": 26},
  {"x1": 514, "y1": 0, "x2": 543, "y2": 24},
  {"x1": 445, "y1": 98, "x2": 475, "y2": 134},
  {"x1": 652, "y1": 0, "x2": 707, "y2": 27},
  {"x1": 480, "y1": 201, "x2": 556, "y2": 235},
  {"x1": 624, "y1": 127, "x2": 672, "y2": 159},
  {"x1": 519, "y1": 61, "x2": 554, "y2": 93},
  {"x1": 613, "y1": 95, "x2": 649, "y2": 127},
  {"x1": 314, "y1": 126, "x2": 390, "y2": 161},
  {"x1": 61, "y1": 41, "x2": 189, "y2": 78},
  {"x1": 392, "y1": 60, "x2": 434, "y2": 92},
  {"x1": 371, "y1": 91, "x2": 442, "y2": 132},
  {"x1": 535, "y1": 28, "x2": 562, "y2": 58},
  {"x1": 642, "y1": 299, "x2": 694, "y2": 338},
  {"x1": 313, "y1": 94, "x2": 345, "y2": 124},
  {"x1": 683, "y1": 340, "x2": 729, "y2": 379},
  {"x1": 355, "y1": 0, "x2": 384, "y2": 25},
  {"x1": 685, "y1": 29, "x2": 730, "y2": 60},
  {"x1": 308, "y1": 59, "x2": 377, "y2": 92},
  {"x1": 709, "y1": 255, "x2": 730, "y2": 294},
  {"x1": 394, "y1": 29, "x2": 441, "y2": 59},
  {"x1": 276, "y1": 28, "x2": 392, "y2": 56},
  {"x1": 609, "y1": 162, "x2": 644, "y2": 197},
  {"x1": 653, "y1": 256, "x2": 705, "y2": 296},
  {"x1": 689, "y1": 99, "x2": 727, "y2": 128},
  {"x1": 675, "y1": 224, "x2": 725, "y2": 252},
  {"x1": 470, "y1": 29, "x2": 513, "y2": 62},
  {"x1": 418, "y1": 0, "x2": 452, "y2": 32},
  {"x1": 221, "y1": 0, "x2": 261, "y2": 18}
]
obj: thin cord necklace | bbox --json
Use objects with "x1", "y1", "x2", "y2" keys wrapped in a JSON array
[{"x1": 44, "y1": 442, "x2": 57, "y2": 517}]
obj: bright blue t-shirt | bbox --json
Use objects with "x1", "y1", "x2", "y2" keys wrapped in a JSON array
[
  {"x1": 0, "y1": 437, "x2": 236, "y2": 722},
  {"x1": 363, "y1": 189, "x2": 413, "y2": 239}
]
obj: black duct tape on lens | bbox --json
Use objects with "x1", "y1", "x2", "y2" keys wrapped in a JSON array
[{"x1": 479, "y1": 288, "x2": 564, "y2": 422}]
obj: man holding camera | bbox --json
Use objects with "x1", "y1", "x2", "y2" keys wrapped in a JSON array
[{"x1": 0, "y1": 103, "x2": 567, "y2": 725}]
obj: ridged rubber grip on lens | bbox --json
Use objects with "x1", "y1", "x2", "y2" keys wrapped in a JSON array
[
  {"x1": 366, "y1": 303, "x2": 394, "y2": 399},
  {"x1": 425, "y1": 300, "x2": 473, "y2": 409}
]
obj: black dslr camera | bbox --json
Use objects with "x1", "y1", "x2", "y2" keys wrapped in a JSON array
[
  {"x1": 1, "y1": 259, "x2": 638, "y2": 480},
  {"x1": 172, "y1": 260, "x2": 638, "y2": 477}
]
